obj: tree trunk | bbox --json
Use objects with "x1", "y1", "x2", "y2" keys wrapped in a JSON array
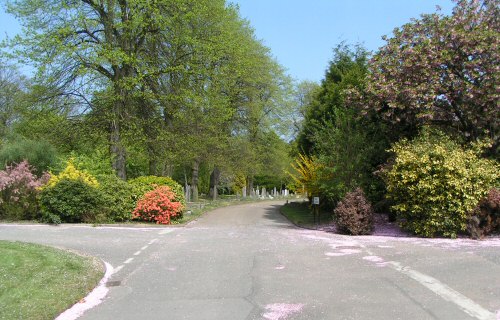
[
  {"x1": 110, "y1": 98, "x2": 126, "y2": 180},
  {"x1": 209, "y1": 167, "x2": 221, "y2": 200},
  {"x1": 247, "y1": 175, "x2": 254, "y2": 197},
  {"x1": 191, "y1": 160, "x2": 200, "y2": 202}
]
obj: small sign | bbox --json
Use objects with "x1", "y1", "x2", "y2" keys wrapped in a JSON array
[{"x1": 313, "y1": 197, "x2": 320, "y2": 205}]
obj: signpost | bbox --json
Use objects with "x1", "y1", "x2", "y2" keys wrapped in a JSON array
[{"x1": 312, "y1": 197, "x2": 320, "y2": 224}]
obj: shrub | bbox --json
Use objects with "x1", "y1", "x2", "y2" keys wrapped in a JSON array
[
  {"x1": 129, "y1": 175, "x2": 185, "y2": 206},
  {"x1": 132, "y1": 186, "x2": 184, "y2": 224},
  {"x1": 0, "y1": 138, "x2": 58, "y2": 176},
  {"x1": 383, "y1": 131, "x2": 499, "y2": 238},
  {"x1": 334, "y1": 188, "x2": 374, "y2": 235},
  {"x1": 45, "y1": 158, "x2": 99, "y2": 189},
  {"x1": 97, "y1": 174, "x2": 135, "y2": 222},
  {"x1": 40, "y1": 179, "x2": 103, "y2": 223},
  {"x1": 467, "y1": 188, "x2": 500, "y2": 239},
  {"x1": 0, "y1": 160, "x2": 49, "y2": 220}
]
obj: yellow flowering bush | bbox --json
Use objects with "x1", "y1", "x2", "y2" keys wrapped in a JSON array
[
  {"x1": 383, "y1": 131, "x2": 499, "y2": 238},
  {"x1": 45, "y1": 158, "x2": 99, "y2": 188}
]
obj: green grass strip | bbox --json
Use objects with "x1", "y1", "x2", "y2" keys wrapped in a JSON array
[
  {"x1": 0, "y1": 241, "x2": 103, "y2": 320},
  {"x1": 280, "y1": 201, "x2": 332, "y2": 228}
]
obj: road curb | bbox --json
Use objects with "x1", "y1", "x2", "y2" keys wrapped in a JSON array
[{"x1": 55, "y1": 260, "x2": 114, "y2": 320}]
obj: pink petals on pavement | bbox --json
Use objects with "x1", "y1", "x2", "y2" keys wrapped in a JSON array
[{"x1": 263, "y1": 303, "x2": 305, "y2": 320}]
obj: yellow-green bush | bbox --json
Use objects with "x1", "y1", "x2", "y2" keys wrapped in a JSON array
[
  {"x1": 383, "y1": 131, "x2": 499, "y2": 238},
  {"x1": 45, "y1": 158, "x2": 99, "y2": 188}
]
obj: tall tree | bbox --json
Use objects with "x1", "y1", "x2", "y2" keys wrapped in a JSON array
[
  {"x1": 3, "y1": 0, "x2": 233, "y2": 179},
  {"x1": 356, "y1": 0, "x2": 499, "y2": 154},
  {"x1": 297, "y1": 44, "x2": 390, "y2": 204},
  {"x1": 0, "y1": 65, "x2": 27, "y2": 138}
]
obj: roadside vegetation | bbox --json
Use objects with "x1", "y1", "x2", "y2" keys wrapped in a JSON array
[
  {"x1": 280, "y1": 201, "x2": 332, "y2": 228},
  {"x1": 0, "y1": 241, "x2": 103, "y2": 320},
  {"x1": 0, "y1": 0, "x2": 498, "y2": 238},
  {"x1": 289, "y1": 0, "x2": 499, "y2": 239}
]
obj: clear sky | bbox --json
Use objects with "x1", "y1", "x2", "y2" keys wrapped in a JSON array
[
  {"x1": 231, "y1": 0, "x2": 455, "y2": 82},
  {"x1": 0, "y1": 0, "x2": 455, "y2": 82}
]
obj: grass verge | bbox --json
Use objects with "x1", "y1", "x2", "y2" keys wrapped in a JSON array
[
  {"x1": 0, "y1": 241, "x2": 103, "y2": 320},
  {"x1": 280, "y1": 200, "x2": 332, "y2": 229}
]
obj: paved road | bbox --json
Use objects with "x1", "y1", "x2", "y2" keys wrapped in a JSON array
[{"x1": 1, "y1": 201, "x2": 500, "y2": 320}]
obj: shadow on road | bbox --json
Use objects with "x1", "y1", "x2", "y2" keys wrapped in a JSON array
[{"x1": 261, "y1": 204, "x2": 300, "y2": 230}]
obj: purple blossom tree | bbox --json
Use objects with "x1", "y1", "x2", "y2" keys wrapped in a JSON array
[{"x1": 356, "y1": 0, "x2": 499, "y2": 151}]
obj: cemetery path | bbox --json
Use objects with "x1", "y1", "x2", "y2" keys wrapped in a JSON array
[{"x1": 1, "y1": 201, "x2": 500, "y2": 320}]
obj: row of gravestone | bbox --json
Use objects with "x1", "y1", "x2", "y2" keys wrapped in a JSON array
[
  {"x1": 239, "y1": 186, "x2": 290, "y2": 199},
  {"x1": 183, "y1": 185, "x2": 290, "y2": 202}
]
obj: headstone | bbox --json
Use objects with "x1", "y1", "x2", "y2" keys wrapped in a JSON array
[
  {"x1": 262, "y1": 187, "x2": 266, "y2": 198},
  {"x1": 242, "y1": 186, "x2": 247, "y2": 198},
  {"x1": 273, "y1": 187, "x2": 277, "y2": 197}
]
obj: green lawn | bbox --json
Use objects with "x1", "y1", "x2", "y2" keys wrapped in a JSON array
[
  {"x1": 0, "y1": 241, "x2": 103, "y2": 320},
  {"x1": 280, "y1": 201, "x2": 332, "y2": 228}
]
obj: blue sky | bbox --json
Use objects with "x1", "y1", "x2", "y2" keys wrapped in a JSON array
[{"x1": 1, "y1": 0, "x2": 455, "y2": 82}]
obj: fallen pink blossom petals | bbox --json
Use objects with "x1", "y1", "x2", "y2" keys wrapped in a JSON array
[
  {"x1": 275, "y1": 265, "x2": 285, "y2": 270},
  {"x1": 340, "y1": 248, "x2": 362, "y2": 254},
  {"x1": 263, "y1": 303, "x2": 305, "y2": 320},
  {"x1": 325, "y1": 252, "x2": 350, "y2": 257},
  {"x1": 363, "y1": 256, "x2": 385, "y2": 263}
]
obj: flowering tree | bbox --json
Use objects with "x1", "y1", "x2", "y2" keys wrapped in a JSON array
[
  {"x1": 359, "y1": 0, "x2": 499, "y2": 150},
  {"x1": 133, "y1": 186, "x2": 184, "y2": 224},
  {"x1": 0, "y1": 160, "x2": 49, "y2": 219}
]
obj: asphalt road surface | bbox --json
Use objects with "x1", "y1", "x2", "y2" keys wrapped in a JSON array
[{"x1": 1, "y1": 201, "x2": 499, "y2": 320}]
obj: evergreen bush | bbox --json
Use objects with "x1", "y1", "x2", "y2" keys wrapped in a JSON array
[
  {"x1": 40, "y1": 179, "x2": 103, "y2": 223},
  {"x1": 97, "y1": 174, "x2": 135, "y2": 222},
  {"x1": 383, "y1": 131, "x2": 499, "y2": 238}
]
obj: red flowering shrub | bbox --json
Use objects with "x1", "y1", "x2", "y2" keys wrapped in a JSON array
[{"x1": 132, "y1": 186, "x2": 184, "y2": 224}]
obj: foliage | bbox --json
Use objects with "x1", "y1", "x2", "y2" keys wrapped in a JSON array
[
  {"x1": 0, "y1": 241, "x2": 103, "y2": 320},
  {"x1": 358, "y1": 0, "x2": 500, "y2": 154},
  {"x1": 287, "y1": 153, "x2": 323, "y2": 197},
  {"x1": 334, "y1": 188, "x2": 374, "y2": 235},
  {"x1": 39, "y1": 179, "x2": 103, "y2": 223},
  {"x1": 133, "y1": 186, "x2": 184, "y2": 224},
  {"x1": 97, "y1": 174, "x2": 135, "y2": 222},
  {"x1": 70, "y1": 150, "x2": 114, "y2": 177},
  {"x1": 383, "y1": 130, "x2": 499, "y2": 238},
  {"x1": 0, "y1": 65, "x2": 28, "y2": 138},
  {"x1": 467, "y1": 188, "x2": 500, "y2": 239},
  {"x1": 0, "y1": 138, "x2": 57, "y2": 175},
  {"x1": 129, "y1": 175, "x2": 185, "y2": 206},
  {"x1": 281, "y1": 201, "x2": 332, "y2": 227},
  {"x1": 45, "y1": 158, "x2": 99, "y2": 189},
  {"x1": 296, "y1": 44, "x2": 390, "y2": 206},
  {"x1": 0, "y1": 160, "x2": 49, "y2": 220}
]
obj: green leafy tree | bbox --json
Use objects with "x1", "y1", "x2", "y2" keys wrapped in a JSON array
[{"x1": 297, "y1": 44, "x2": 390, "y2": 204}]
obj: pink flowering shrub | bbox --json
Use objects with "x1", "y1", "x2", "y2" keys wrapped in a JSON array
[
  {"x1": 132, "y1": 186, "x2": 184, "y2": 225},
  {"x1": 0, "y1": 160, "x2": 50, "y2": 220}
]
